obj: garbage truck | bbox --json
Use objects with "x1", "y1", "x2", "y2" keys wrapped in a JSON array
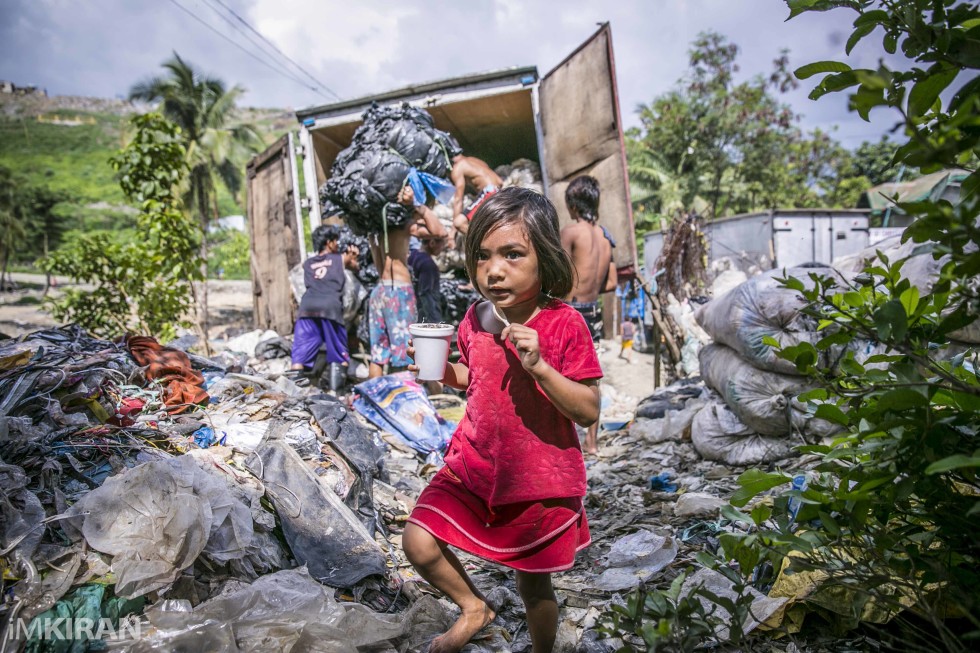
[{"x1": 246, "y1": 23, "x2": 637, "y2": 336}]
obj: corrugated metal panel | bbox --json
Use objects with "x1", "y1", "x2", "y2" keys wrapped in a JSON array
[{"x1": 644, "y1": 209, "x2": 871, "y2": 273}]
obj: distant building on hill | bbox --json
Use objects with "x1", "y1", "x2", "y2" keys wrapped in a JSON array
[{"x1": 0, "y1": 81, "x2": 46, "y2": 97}]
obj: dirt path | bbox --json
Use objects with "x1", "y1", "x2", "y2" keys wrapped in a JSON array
[
  {"x1": 0, "y1": 274, "x2": 254, "y2": 337},
  {"x1": 0, "y1": 274, "x2": 662, "y2": 415}
]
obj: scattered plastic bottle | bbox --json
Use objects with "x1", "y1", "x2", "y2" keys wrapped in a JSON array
[{"x1": 786, "y1": 474, "x2": 808, "y2": 525}]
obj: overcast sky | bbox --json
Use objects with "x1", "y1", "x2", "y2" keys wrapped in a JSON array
[{"x1": 1, "y1": 0, "x2": 905, "y2": 148}]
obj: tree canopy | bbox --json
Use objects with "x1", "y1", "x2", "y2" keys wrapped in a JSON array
[
  {"x1": 129, "y1": 52, "x2": 262, "y2": 230},
  {"x1": 627, "y1": 31, "x2": 894, "y2": 228}
]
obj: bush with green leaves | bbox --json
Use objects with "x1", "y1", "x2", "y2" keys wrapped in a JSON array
[
  {"x1": 597, "y1": 573, "x2": 721, "y2": 652},
  {"x1": 42, "y1": 113, "x2": 203, "y2": 341},
  {"x1": 207, "y1": 227, "x2": 251, "y2": 280},
  {"x1": 716, "y1": 1, "x2": 979, "y2": 649}
]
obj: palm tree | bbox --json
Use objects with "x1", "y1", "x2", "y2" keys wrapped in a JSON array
[{"x1": 129, "y1": 53, "x2": 263, "y2": 343}]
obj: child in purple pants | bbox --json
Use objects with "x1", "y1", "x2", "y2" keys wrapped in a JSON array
[{"x1": 292, "y1": 226, "x2": 349, "y2": 375}]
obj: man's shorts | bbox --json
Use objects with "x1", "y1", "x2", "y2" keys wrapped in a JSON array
[
  {"x1": 368, "y1": 280, "x2": 417, "y2": 368},
  {"x1": 569, "y1": 301, "x2": 603, "y2": 342},
  {"x1": 292, "y1": 317, "x2": 349, "y2": 367},
  {"x1": 465, "y1": 185, "x2": 499, "y2": 220},
  {"x1": 622, "y1": 339, "x2": 633, "y2": 349}
]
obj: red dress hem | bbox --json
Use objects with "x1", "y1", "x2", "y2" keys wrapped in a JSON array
[{"x1": 408, "y1": 467, "x2": 591, "y2": 573}]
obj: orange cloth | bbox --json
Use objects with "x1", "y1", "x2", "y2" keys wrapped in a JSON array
[{"x1": 126, "y1": 335, "x2": 208, "y2": 413}]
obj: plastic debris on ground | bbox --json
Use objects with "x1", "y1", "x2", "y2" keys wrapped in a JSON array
[
  {"x1": 1, "y1": 313, "x2": 905, "y2": 651},
  {"x1": 351, "y1": 371, "x2": 454, "y2": 454},
  {"x1": 593, "y1": 530, "x2": 678, "y2": 591}
]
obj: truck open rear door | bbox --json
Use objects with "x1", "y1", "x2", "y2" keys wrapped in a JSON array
[
  {"x1": 246, "y1": 133, "x2": 305, "y2": 334},
  {"x1": 540, "y1": 22, "x2": 636, "y2": 274}
]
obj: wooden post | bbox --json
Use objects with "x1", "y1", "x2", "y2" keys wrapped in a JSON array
[{"x1": 653, "y1": 320, "x2": 661, "y2": 389}]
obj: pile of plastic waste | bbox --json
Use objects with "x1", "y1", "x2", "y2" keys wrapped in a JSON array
[{"x1": 0, "y1": 325, "x2": 470, "y2": 650}]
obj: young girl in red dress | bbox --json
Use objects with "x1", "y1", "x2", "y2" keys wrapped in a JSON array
[{"x1": 403, "y1": 187, "x2": 602, "y2": 653}]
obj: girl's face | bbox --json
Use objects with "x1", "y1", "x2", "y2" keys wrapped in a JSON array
[{"x1": 475, "y1": 222, "x2": 541, "y2": 317}]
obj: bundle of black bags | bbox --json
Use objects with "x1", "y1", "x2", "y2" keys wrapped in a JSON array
[
  {"x1": 440, "y1": 278, "x2": 481, "y2": 325},
  {"x1": 320, "y1": 103, "x2": 462, "y2": 234}
]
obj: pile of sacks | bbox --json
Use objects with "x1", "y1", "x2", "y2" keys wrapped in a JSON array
[
  {"x1": 690, "y1": 267, "x2": 845, "y2": 466},
  {"x1": 690, "y1": 236, "x2": 980, "y2": 466},
  {"x1": 320, "y1": 103, "x2": 462, "y2": 234}
]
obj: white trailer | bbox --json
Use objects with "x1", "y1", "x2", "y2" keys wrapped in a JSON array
[{"x1": 642, "y1": 208, "x2": 871, "y2": 280}]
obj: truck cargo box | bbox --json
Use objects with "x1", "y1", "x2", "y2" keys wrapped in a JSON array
[{"x1": 248, "y1": 24, "x2": 636, "y2": 335}]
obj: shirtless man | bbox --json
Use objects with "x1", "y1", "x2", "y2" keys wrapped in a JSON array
[
  {"x1": 367, "y1": 186, "x2": 448, "y2": 378},
  {"x1": 450, "y1": 154, "x2": 503, "y2": 236},
  {"x1": 560, "y1": 175, "x2": 617, "y2": 454}
]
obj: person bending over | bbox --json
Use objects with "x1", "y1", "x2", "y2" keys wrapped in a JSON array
[
  {"x1": 291, "y1": 225, "x2": 349, "y2": 379},
  {"x1": 450, "y1": 154, "x2": 503, "y2": 236}
]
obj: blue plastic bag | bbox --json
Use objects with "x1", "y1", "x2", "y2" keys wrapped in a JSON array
[
  {"x1": 352, "y1": 372, "x2": 454, "y2": 454},
  {"x1": 405, "y1": 168, "x2": 456, "y2": 207}
]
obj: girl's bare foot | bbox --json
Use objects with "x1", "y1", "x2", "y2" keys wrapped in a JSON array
[{"x1": 429, "y1": 601, "x2": 495, "y2": 653}]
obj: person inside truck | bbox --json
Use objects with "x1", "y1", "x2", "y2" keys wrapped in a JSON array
[
  {"x1": 289, "y1": 225, "x2": 348, "y2": 385},
  {"x1": 450, "y1": 154, "x2": 503, "y2": 236},
  {"x1": 408, "y1": 233, "x2": 446, "y2": 325},
  {"x1": 560, "y1": 175, "x2": 617, "y2": 455},
  {"x1": 366, "y1": 185, "x2": 448, "y2": 378}
]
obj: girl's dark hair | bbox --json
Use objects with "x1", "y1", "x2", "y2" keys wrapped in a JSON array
[
  {"x1": 465, "y1": 187, "x2": 573, "y2": 301},
  {"x1": 312, "y1": 225, "x2": 340, "y2": 253},
  {"x1": 565, "y1": 176, "x2": 600, "y2": 223}
]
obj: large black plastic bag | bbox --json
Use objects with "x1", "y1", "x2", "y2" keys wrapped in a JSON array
[
  {"x1": 321, "y1": 103, "x2": 461, "y2": 235},
  {"x1": 246, "y1": 438, "x2": 387, "y2": 587},
  {"x1": 358, "y1": 103, "x2": 461, "y2": 177},
  {"x1": 308, "y1": 395, "x2": 387, "y2": 534}
]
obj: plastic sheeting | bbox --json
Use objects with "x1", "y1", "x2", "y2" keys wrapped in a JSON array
[
  {"x1": 320, "y1": 103, "x2": 462, "y2": 235},
  {"x1": 0, "y1": 462, "x2": 44, "y2": 563},
  {"x1": 695, "y1": 267, "x2": 849, "y2": 376},
  {"x1": 308, "y1": 394, "x2": 388, "y2": 534},
  {"x1": 65, "y1": 455, "x2": 285, "y2": 598},
  {"x1": 593, "y1": 530, "x2": 678, "y2": 591},
  {"x1": 680, "y1": 568, "x2": 788, "y2": 641},
  {"x1": 130, "y1": 567, "x2": 451, "y2": 653},
  {"x1": 691, "y1": 400, "x2": 798, "y2": 466},
  {"x1": 699, "y1": 344, "x2": 838, "y2": 439},
  {"x1": 245, "y1": 438, "x2": 387, "y2": 587}
]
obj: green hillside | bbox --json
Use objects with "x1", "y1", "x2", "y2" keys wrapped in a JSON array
[
  {"x1": 0, "y1": 110, "x2": 127, "y2": 205},
  {"x1": 0, "y1": 94, "x2": 293, "y2": 244}
]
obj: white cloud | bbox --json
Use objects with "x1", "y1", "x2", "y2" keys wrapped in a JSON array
[
  {"x1": 0, "y1": 0, "x2": 907, "y2": 148},
  {"x1": 251, "y1": 0, "x2": 414, "y2": 87}
]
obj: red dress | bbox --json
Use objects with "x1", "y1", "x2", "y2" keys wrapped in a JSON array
[{"x1": 408, "y1": 299, "x2": 602, "y2": 572}]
